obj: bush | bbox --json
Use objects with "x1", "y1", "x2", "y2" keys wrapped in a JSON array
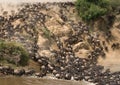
[
  {"x1": 42, "y1": 27, "x2": 51, "y2": 39},
  {"x1": 76, "y1": 0, "x2": 110, "y2": 21},
  {"x1": 109, "y1": 0, "x2": 120, "y2": 8},
  {"x1": 0, "y1": 41, "x2": 29, "y2": 66}
]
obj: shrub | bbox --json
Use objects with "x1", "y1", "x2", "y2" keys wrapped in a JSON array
[
  {"x1": 0, "y1": 41, "x2": 29, "y2": 66},
  {"x1": 42, "y1": 28, "x2": 51, "y2": 38},
  {"x1": 76, "y1": 0, "x2": 110, "y2": 21},
  {"x1": 41, "y1": 27, "x2": 53, "y2": 40},
  {"x1": 109, "y1": 0, "x2": 120, "y2": 8}
]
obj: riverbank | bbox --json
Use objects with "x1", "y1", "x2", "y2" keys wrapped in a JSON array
[
  {"x1": 0, "y1": 77, "x2": 85, "y2": 85},
  {"x1": 0, "y1": 76, "x2": 95, "y2": 85},
  {"x1": 0, "y1": 1, "x2": 120, "y2": 85}
]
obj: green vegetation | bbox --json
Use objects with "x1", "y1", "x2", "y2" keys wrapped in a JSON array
[
  {"x1": 41, "y1": 27, "x2": 53, "y2": 40},
  {"x1": 0, "y1": 40, "x2": 29, "y2": 66},
  {"x1": 42, "y1": 27, "x2": 51, "y2": 39},
  {"x1": 76, "y1": 0, "x2": 111, "y2": 21},
  {"x1": 109, "y1": 0, "x2": 120, "y2": 8}
]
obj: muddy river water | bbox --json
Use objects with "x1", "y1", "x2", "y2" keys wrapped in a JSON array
[{"x1": 0, "y1": 77, "x2": 92, "y2": 85}]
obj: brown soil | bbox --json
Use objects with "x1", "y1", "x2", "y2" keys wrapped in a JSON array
[{"x1": 98, "y1": 22, "x2": 120, "y2": 72}]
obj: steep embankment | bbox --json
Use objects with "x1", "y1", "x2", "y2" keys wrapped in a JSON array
[
  {"x1": 0, "y1": 1, "x2": 120, "y2": 85},
  {"x1": 98, "y1": 15, "x2": 120, "y2": 72}
]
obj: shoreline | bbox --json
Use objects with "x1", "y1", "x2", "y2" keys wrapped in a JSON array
[{"x1": 0, "y1": 76, "x2": 95, "y2": 85}]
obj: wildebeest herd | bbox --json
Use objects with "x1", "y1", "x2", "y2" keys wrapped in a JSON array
[{"x1": 0, "y1": 2, "x2": 120, "y2": 85}]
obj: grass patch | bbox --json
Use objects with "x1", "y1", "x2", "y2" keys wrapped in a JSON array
[
  {"x1": 40, "y1": 27, "x2": 56, "y2": 47},
  {"x1": 0, "y1": 40, "x2": 29, "y2": 66},
  {"x1": 41, "y1": 27, "x2": 53, "y2": 40}
]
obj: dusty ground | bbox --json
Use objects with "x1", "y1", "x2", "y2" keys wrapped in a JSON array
[
  {"x1": 0, "y1": 0, "x2": 75, "y2": 3},
  {"x1": 98, "y1": 21, "x2": 120, "y2": 72}
]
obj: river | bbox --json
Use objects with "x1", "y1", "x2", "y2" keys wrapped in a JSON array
[{"x1": 0, "y1": 76, "x2": 93, "y2": 85}]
